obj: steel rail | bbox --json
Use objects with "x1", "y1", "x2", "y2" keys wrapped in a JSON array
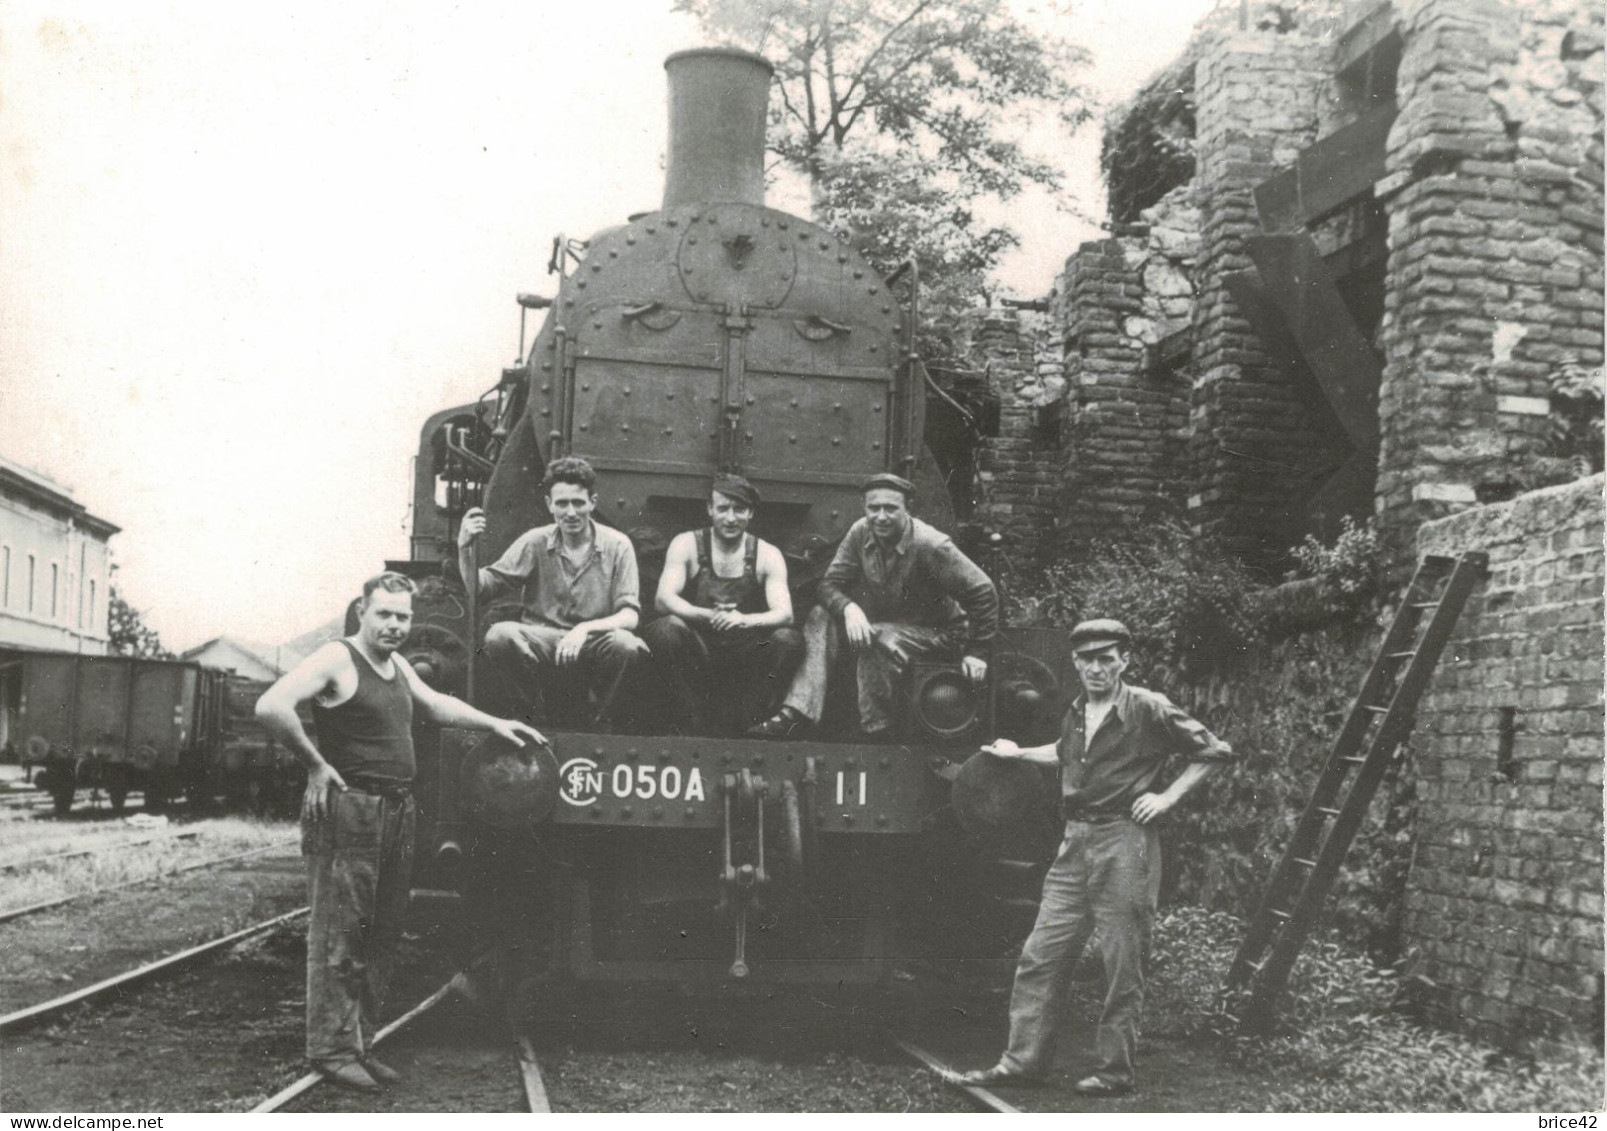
[
  {"x1": 515, "y1": 1034, "x2": 553, "y2": 1113},
  {"x1": 893, "y1": 1037, "x2": 1019, "y2": 1114},
  {"x1": 0, "y1": 829, "x2": 201, "y2": 873},
  {"x1": 250, "y1": 972, "x2": 469, "y2": 1113},
  {"x1": 0, "y1": 839, "x2": 297, "y2": 926},
  {"x1": 0, "y1": 906, "x2": 309, "y2": 1033}
]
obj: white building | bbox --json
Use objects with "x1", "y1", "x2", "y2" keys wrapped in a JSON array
[{"x1": 0, "y1": 455, "x2": 119, "y2": 654}]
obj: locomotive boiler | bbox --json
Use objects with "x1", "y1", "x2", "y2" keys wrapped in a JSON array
[{"x1": 387, "y1": 47, "x2": 1079, "y2": 989}]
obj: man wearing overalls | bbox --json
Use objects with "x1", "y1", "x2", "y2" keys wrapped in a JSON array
[{"x1": 641, "y1": 475, "x2": 802, "y2": 734}]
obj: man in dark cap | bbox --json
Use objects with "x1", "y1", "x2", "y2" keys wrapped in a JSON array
[
  {"x1": 641, "y1": 475, "x2": 803, "y2": 733},
  {"x1": 751, "y1": 472, "x2": 997, "y2": 738},
  {"x1": 955, "y1": 618, "x2": 1238, "y2": 1097}
]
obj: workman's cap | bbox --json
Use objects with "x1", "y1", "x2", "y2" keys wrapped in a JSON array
[
  {"x1": 710, "y1": 474, "x2": 760, "y2": 509},
  {"x1": 1068, "y1": 619, "x2": 1132, "y2": 654},
  {"x1": 862, "y1": 472, "x2": 916, "y2": 499}
]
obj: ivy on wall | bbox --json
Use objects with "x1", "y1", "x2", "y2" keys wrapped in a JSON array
[{"x1": 1100, "y1": 61, "x2": 1197, "y2": 225}]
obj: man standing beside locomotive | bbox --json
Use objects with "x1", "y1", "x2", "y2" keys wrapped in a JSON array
[
  {"x1": 255, "y1": 572, "x2": 545, "y2": 1092},
  {"x1": 955, "y1": 619, "x2": 1237, "y2": 1097},
  {"x1": 459, "y1": 456, "x2": 650, "y2": 726},
  {"x1": 641, "y1": 474, "x2": 803, "y2": 733},
  {"x1": 750, "y1": 473, "x2": 997, "y2": 739}
]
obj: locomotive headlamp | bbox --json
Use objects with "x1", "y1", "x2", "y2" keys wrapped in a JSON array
[{"x1": 907, "y1": 665, "x2": 983, "y2": 742}]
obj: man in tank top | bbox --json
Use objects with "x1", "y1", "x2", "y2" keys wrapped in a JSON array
[
  {"x1": 640, "y1": 475, "x2": 802, "y2": 734},
  {"x1": 255, "y1": 572, "x2": 544, "y2": 1092}
]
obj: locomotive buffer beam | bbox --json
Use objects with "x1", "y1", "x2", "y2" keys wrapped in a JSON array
[{"x1": 718, "y1": 769, "x2": 768, "y2": 978}]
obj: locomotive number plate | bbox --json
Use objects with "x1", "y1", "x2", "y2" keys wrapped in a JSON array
[{"x1": 558, "y1": 757, "x2": 708, "y2": 807}]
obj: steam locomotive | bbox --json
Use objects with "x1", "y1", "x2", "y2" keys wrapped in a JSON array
[{"x1": 385, "y1": 48, "x2": 1080, "y2": 988}]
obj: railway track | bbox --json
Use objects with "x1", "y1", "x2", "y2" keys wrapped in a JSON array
[
  {"x1": 892, "y1": 1037, "x2": 1019, "y2": 1113},
  {"x1": 0, "y1": 828, "x2": 201, "y2": 873},
  {"x1": 253, "y1": 973, "x2": 551, "y2": 1114},
  {"x1": 0, "y1": 905, "x2": 308, "y2": 1034},
  {"x1": 0, "y1": 838, "x2": 297, "y2": 925}
]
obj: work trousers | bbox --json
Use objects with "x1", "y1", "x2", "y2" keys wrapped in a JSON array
[
  {"x1": 638, "y1": 615, "x2": 803, "y2": 734},
  {"x1": 483, "y1": 621, "x2": 649, "y2": 725},
  {"x1": 303, "y1": 789, "x2": 415, "y2": 1067},
  {"x1": 781, "y1": 605, "x2": 960, "y2": 732},
  {"x1": 999, "y1": 817, "x2": 1161, "y2": 1087}
]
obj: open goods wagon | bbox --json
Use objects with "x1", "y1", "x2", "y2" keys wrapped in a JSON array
[{"x1": 7, "y1": 650, "x2": 303, "y2": 815}]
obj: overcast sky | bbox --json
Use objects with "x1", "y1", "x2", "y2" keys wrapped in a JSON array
[{"x1": 0, "y1": 0, "x2": 1213, "y2": 652}]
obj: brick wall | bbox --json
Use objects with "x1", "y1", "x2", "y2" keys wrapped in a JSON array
[
  {"x1": 1188, "y1": 13, "x2": 1347, "y2": 565},
  {"x1": 1402, "y1": 474, "x2": 1604, "y2": 1047},
  {"x1": 973, "y1": 311, "x2": 1063, "y2": 563},
  {"x1": 1377, "y1": 0, "x2": 1606, "y2": 555},
  {"x1": 1053, "y1": 191, "x2": 1196, "y2": 548}
]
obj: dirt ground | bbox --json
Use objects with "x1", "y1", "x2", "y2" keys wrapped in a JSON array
[
  {"x1": 0, "y1": 850, "x2": 305, "y2": 1020},
  {"x1": 0, "y1": 803, "x2": 1282, "y2": 1114}
]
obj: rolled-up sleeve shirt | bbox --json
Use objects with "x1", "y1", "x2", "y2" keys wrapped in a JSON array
[
  {"x1": 1060, "y1": 683, "x2": 1237, "y2": 818},
  {"x1": 818, "y1": 516, "x2": 998, "y2": 652},
  {"x1": 477, "y1": 522, "x2": 640, "y2": 630}
]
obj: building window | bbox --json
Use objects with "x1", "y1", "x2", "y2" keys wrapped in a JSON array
[
  {"x1": 1, "y1": 545, "x2": 9, "y2": 608},
  {"x1": 27, "y1": 555, "x2": 35, "y2": 613},
  {"x1": 89, "y1": 580, "x2": 97, "y2": 630},
  {"x1": 50, "y1": 563, "x2": 59, "y2": 620}
]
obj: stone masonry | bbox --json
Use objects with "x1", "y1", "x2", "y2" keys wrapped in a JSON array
[
  {"x1": 972, "y1": 310, "x2": 1063, "y2": 563},
  {"x1": 1376, "y1": 0, "x2": 1606, "y2": 556},
  {"x1": 1188, "y1": 7, "x2": 1353, "y2": 564},
  {"x1": 1403, "y1": 474, "x2": 1603, "y2": 1048}
]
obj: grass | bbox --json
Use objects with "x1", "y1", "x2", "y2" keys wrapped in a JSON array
[
  {"x1": 0, "y1": 815, "x2": 295, "y2": 914},
  {"x1": 1146, "y1": 906, "x2": 1607, "y2": 1113}
]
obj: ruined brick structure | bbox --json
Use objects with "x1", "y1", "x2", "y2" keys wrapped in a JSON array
[
  {"x1": 1378, "y1": 0, "x2": 1606, "y2": 554},
  {"x1": 974, "y1": 0, "x2": 1603, "y2": 571},
  {"x1": 970, "y1": 310, "x2": 1064, "y2": 563},
  {"x1": 1404, "y1": 475, "x2": 1604, "y2": 1046},
  {"x1": 965, "y1": 0, "x2": 1604, "y2": 1050}
]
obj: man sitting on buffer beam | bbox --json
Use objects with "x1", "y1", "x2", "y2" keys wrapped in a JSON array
[
  {"x1": 640, "y1": 474, "x2": 802, "y2": 734},
  {"x1": 750, "y1": 472, "x2": 997, "y2": 739},
  {"x1": 458, "y1": 456, "x2": 650, "y2": 728}
]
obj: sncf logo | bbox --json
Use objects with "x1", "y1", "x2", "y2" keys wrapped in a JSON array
[{"x1": 559, "y1": 757, "x2": 604, "y2": 806}]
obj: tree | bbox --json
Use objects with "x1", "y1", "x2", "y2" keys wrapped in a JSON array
[
  {"x1": 109, "y1": 587, "x2": 173, "y2": 659},
  {"x1": 676, "y1": 0, "x2": 1093, "y2": 363}
]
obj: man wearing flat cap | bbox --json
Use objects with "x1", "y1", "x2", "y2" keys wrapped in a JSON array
[
  {"x1": 751, "y1": 472, "x2": 997, "y2": 738},
  {"x1": 955, "y1": 618, "x2": 1238, "y2": 1097},
  {"x1": 641, "y1": 475, "x2": 802, "y2": 733}
]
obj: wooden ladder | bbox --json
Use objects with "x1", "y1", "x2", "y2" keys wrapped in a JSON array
[{"x1": 1227, "y1": 551, "x2": 1488, "y2": 1031}]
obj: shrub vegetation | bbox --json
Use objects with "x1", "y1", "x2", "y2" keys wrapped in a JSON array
[{"x1": 1147, "y1": 907, "x2": 1605, "y2": 1112}]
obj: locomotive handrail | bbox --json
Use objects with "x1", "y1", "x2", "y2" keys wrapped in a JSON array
[{"x1": 442, "y1": 425, "x2": 495, "y2": 476}]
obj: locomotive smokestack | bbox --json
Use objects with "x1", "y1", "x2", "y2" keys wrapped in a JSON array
[{"x1": 662, "y1": 47, "x2": 773, "y2": 210}]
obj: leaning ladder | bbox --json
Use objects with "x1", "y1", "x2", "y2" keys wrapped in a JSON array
[{"x1": 1227, "y1": 551, "x2": 1488, "y2": 1031}]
